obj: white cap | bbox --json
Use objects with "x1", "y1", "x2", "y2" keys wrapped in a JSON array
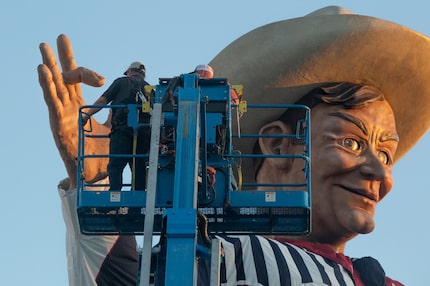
[
  {"x1": 194, "y1": 64, "x2": 214, "y2": 74},
  {"x1": 124, "y1": 61, "x2": 146, "y2": 75}
]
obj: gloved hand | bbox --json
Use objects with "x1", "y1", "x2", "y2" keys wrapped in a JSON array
[
  {"x1": 81, "y1": 112, "x2": 90, "y2": 126},
  {"x1": 38, "y1": 34, "x2": 111, "y2": 189}
]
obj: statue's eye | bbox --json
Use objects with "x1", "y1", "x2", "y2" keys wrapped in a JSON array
[
  {"x1": 377, "y1": 151, "x2": 390, "y2": 165},
  {"x1": 340, "y1": 138, "x2": 361, "y2": 151}
]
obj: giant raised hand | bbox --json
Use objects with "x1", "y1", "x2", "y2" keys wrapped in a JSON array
[{"x1": 38, "y1": 34, "x2": 110, "y2": 189}]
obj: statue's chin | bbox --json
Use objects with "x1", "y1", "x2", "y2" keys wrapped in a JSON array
[{"x1": 341, "y1": 209, "x2": 376, "y2": 235}]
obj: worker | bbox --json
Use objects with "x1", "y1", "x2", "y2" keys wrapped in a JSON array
[
  {"x1": 163, "y1": 64, "x2": 239, "y2": 106},
  {"x1": 192, "y1": 64, "x2": 240, "y2": 105},
  {"x1": 193, "y1": 64, "x2": 214, "y2": 78},
  {"x1": 81, "y1": 61, "x2": 151, "y2": 191},
  {"x1": 37, "y1": 6, "x2": 430, "y2": 286},
  {"x1": 163, "y1": 64, "x2": 215, "y2": 106}
]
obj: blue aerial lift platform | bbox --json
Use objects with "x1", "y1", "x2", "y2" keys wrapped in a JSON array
[{"x1": 76, "y1": 73, "x2": 311, "y2": 285}]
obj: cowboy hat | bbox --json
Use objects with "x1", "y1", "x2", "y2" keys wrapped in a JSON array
[{"x1": 210, "y1": 6, "x2": 430, "y2": 181}]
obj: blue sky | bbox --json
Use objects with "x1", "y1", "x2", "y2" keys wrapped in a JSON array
[{"x1": 1, "y1": 1, "x2": 429, "y2": 285}]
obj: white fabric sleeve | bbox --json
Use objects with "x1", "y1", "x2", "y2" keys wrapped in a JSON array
[{"x1": 58, "y1": 179, "x2": 120, "y2": 286}]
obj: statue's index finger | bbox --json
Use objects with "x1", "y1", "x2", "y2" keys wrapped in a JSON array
[
  {"x1": 39, "y1": 42, "x2": 57, "y2": 68},
  {"x1": 57, "y1": 34, "x2": 77, "y2": 73},
  {"x1": 39, "y1": 42, "x2": 68, "y2": 100}
]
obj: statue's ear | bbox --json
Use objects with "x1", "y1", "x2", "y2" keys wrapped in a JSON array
[{"x1": 258, "y1": 120, "x2": 293, "y2": 171}]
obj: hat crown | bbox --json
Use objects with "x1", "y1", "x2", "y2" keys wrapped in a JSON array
[
  {"x1": 194, "y1": 64, "x2": 214, "y2": 73},
  {"x1": 128, "y1": 61, "x2": 146, "y2": 72}
]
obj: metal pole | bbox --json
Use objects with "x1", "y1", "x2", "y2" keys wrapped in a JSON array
[
  {"x1": 164, "y1": 74, "x2": 200, "y2": 286},
  {"x1": 131, "y1": 131, "x2": 137, "y2": 190},
  {"x1": 210, "y1": 238, "x2": 221, "y2": 286},
  {"x1": 139, "y1": 103, "x2": 162, "y2": 286}
]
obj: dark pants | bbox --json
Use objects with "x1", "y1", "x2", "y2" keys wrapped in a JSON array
[{"x1": 108, "y1": 126, "x2": 150, "y2": 191}]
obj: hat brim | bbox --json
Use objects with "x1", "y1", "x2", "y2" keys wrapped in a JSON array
[{"x1": 210, "y1": 13, "x2": 430, "y2": 174}]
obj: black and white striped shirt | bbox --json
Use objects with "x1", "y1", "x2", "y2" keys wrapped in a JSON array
[{"x1": 215, "y1": 235, "x2": 376, "y2": 286}]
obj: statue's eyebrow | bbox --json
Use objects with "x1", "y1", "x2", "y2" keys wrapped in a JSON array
[
  {"x1": 329, "y1": 111, "x2": 368, "y2": 135},
  {"x1": 328, "y1": 111, "x2": 400, "y2": 142}
]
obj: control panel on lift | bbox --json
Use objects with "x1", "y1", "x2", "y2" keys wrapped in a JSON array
[{"x1": 76, "y1": 74, "x2": 311, "y2": 236}]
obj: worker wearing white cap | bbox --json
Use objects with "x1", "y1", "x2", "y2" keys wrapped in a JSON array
[{"x1": 193, "y1": 64, "x2": 214, "y2": 78}]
